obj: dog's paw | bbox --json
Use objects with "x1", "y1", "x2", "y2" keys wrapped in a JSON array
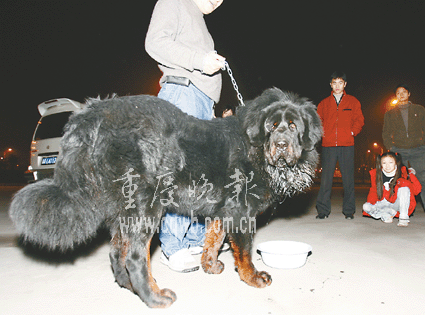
[
  {"x1": 160, "y1": 288, "x2": 177, "y2": 303},
  {"x1": 145, "y1": 288, "x2": 177, "y2": 308},
  {"x1": 202, "y1": 259, "x2": 225, "y2": 274},
  {"x1": 244, "y1": 270, "x2": 272, "y2": 288}
]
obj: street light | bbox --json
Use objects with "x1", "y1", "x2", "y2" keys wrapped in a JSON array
[
  {"x1": 385, "y1": 97, "x2": 399, "y2": 112},
  {"x1": 3, "y1": 148, "x2": 13, "y2": 159},
  {"x1": 373, "y1": 142, "x2": 383, "y2": 155}
]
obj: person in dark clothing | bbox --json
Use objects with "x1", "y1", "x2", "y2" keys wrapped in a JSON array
[{"x1": 382, "y1": 84, "x2": 425, "y2": 210}]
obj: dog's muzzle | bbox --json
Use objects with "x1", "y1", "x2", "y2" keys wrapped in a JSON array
[{"x1": 267, "y1": 138, "x2": 299, "y2": 168}]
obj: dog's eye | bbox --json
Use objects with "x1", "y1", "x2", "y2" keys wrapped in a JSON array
[
  {"x1": 272, "y1": 121, "x2": 279, "y2": 130},
  {"x1": 289, "y1": 121, "x2": 296, "y2": 131}
]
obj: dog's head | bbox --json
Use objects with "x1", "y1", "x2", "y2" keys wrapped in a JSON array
[
  {"x1": 241, "y1": 88, "x2": 322, "y2": 167},
  {"x1": 238, "y1": 88, "x2": 323, "y2": 196}
]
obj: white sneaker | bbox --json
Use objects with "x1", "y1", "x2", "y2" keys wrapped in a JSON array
[
  {"x1": 160, "y1": 249, "x2": 199, "y2": 272},
  {"x1": 381, "y1": 217, "x2": 393, "y2": 223},
  {"x1": 188, "y1": 242, "x2": 230, "y2": 255},
  {"x1": 397, "y1": 219, "x2": 409, "y2": 227},
  {"x1": 188, "y1": 245, "x2": 204, "y2": 255}
]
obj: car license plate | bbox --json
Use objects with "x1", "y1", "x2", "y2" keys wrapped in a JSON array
[{"x1": 41, "y1": 156, "x2": 57, "y2": 165}]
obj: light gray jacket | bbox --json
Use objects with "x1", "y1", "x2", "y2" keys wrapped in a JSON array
[{"x1": 145, "y1": 0, "x2": 222, "y2": 103}]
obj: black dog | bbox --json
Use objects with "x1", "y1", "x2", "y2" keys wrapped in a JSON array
[{"x1": 9, "y1": 88, "x2": 322, "y2": 308}]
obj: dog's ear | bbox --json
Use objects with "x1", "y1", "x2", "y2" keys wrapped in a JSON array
[
  {"x1": 300, "y1": 104, "x2": 323, "y2": 151},
  {"x1": 246, "y1": 114, "x2": 266, "y2": 146},
  {"x1": 243, "y1": 89, "x2": 282, "y2": 146}
]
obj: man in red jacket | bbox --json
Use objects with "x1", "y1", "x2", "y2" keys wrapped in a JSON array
[{"x1": 316, "y1": 71, "x2": 364, "y2": 219}]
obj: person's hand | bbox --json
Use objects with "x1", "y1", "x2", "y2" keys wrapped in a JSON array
[
  {"x1": 202, "y1": 51, "x2": 225, "y2": 75},
  {"x1": 408, "y1": 167, "x2": 416, "y2": 175}
]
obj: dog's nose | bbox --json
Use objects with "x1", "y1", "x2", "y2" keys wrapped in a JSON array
[{"x1": 276, "y1": 140, "x2": 288, "y2": 151}]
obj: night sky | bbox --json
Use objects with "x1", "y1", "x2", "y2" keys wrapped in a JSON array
[{"x1": 1, "y1": 0, "x2": 425, "y2": 168}]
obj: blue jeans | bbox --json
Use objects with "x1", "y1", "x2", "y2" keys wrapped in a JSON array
[{"x1": 157, "y1": 83, "x2": 214, "y2": 256}]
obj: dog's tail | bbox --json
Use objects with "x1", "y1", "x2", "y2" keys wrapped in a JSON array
[{"x1": 9, "y1": 179, "x2": 104, "y2": 251}]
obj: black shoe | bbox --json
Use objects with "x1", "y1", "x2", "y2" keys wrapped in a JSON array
[
  {"x1": 345, "y1": 214, "x2": 354, "y2": 220},
  {"x1": 316, "y1": 214, "x2": 329, "y2": 219}
]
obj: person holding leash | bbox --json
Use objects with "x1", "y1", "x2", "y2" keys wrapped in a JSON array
[{"x1": 145, "y1": 0, "x2": 225, "y2": 273}]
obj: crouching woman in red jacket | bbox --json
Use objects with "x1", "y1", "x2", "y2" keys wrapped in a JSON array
[{"x1": 363, "y1": 152, "x2": 422, "y2": 227}]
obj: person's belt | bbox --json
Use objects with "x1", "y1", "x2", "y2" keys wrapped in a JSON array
[{"x1": 164, "y1": 76, "x2": 191, "y2": 86}]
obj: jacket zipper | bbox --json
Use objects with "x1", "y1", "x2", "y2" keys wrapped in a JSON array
[
  {"x1": 334, "y1": 94, "x2": 342, "y2": 146},
  {"x1": 336, "y1": 103, "x2": 339, "y2": 146}
]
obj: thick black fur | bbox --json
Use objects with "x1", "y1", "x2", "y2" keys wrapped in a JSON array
[{"x1": 9, "y1": 88, "x2": 322, "y2": 308}]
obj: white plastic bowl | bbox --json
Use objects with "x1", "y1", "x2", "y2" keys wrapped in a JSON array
[{"x1": 257, "y1": 241, "x2": 312, "y2": 269}]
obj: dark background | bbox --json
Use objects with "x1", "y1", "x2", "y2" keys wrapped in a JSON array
[{"x1": 1, "y1": 0, "x2": 424, "y2": 172}]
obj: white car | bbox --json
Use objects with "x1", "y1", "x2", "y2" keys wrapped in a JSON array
[{"x1": 26, "y1": 98, "x2": 85, "y2": 182}]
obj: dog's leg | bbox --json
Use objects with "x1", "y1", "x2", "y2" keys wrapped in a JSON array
[
  {"x1": 110, "y1": 231, "x2": 133, "y2": 292},
  {"x1": 201, "y1": 219, "x2": 225, "y2": 274},
  {"x1": 126, "y1": 236, "x2": 177, "y2": 308},
  {"x1": 230, "y1": 232, "x2": 272, "y2": 288}
]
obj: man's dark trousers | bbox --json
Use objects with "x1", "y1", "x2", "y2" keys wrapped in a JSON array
[{"x1": 316, "y1": 146, "x2": 356, "y2": 216}]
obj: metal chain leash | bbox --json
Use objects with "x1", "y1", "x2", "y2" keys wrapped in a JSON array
[{"x1": 223, "y1": 61, "x2": 245, "y2": 107}]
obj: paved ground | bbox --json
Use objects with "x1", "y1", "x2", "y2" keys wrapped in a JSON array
[{"x1": 1, "y1": 185, "x2": 425, "y2": 315}]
